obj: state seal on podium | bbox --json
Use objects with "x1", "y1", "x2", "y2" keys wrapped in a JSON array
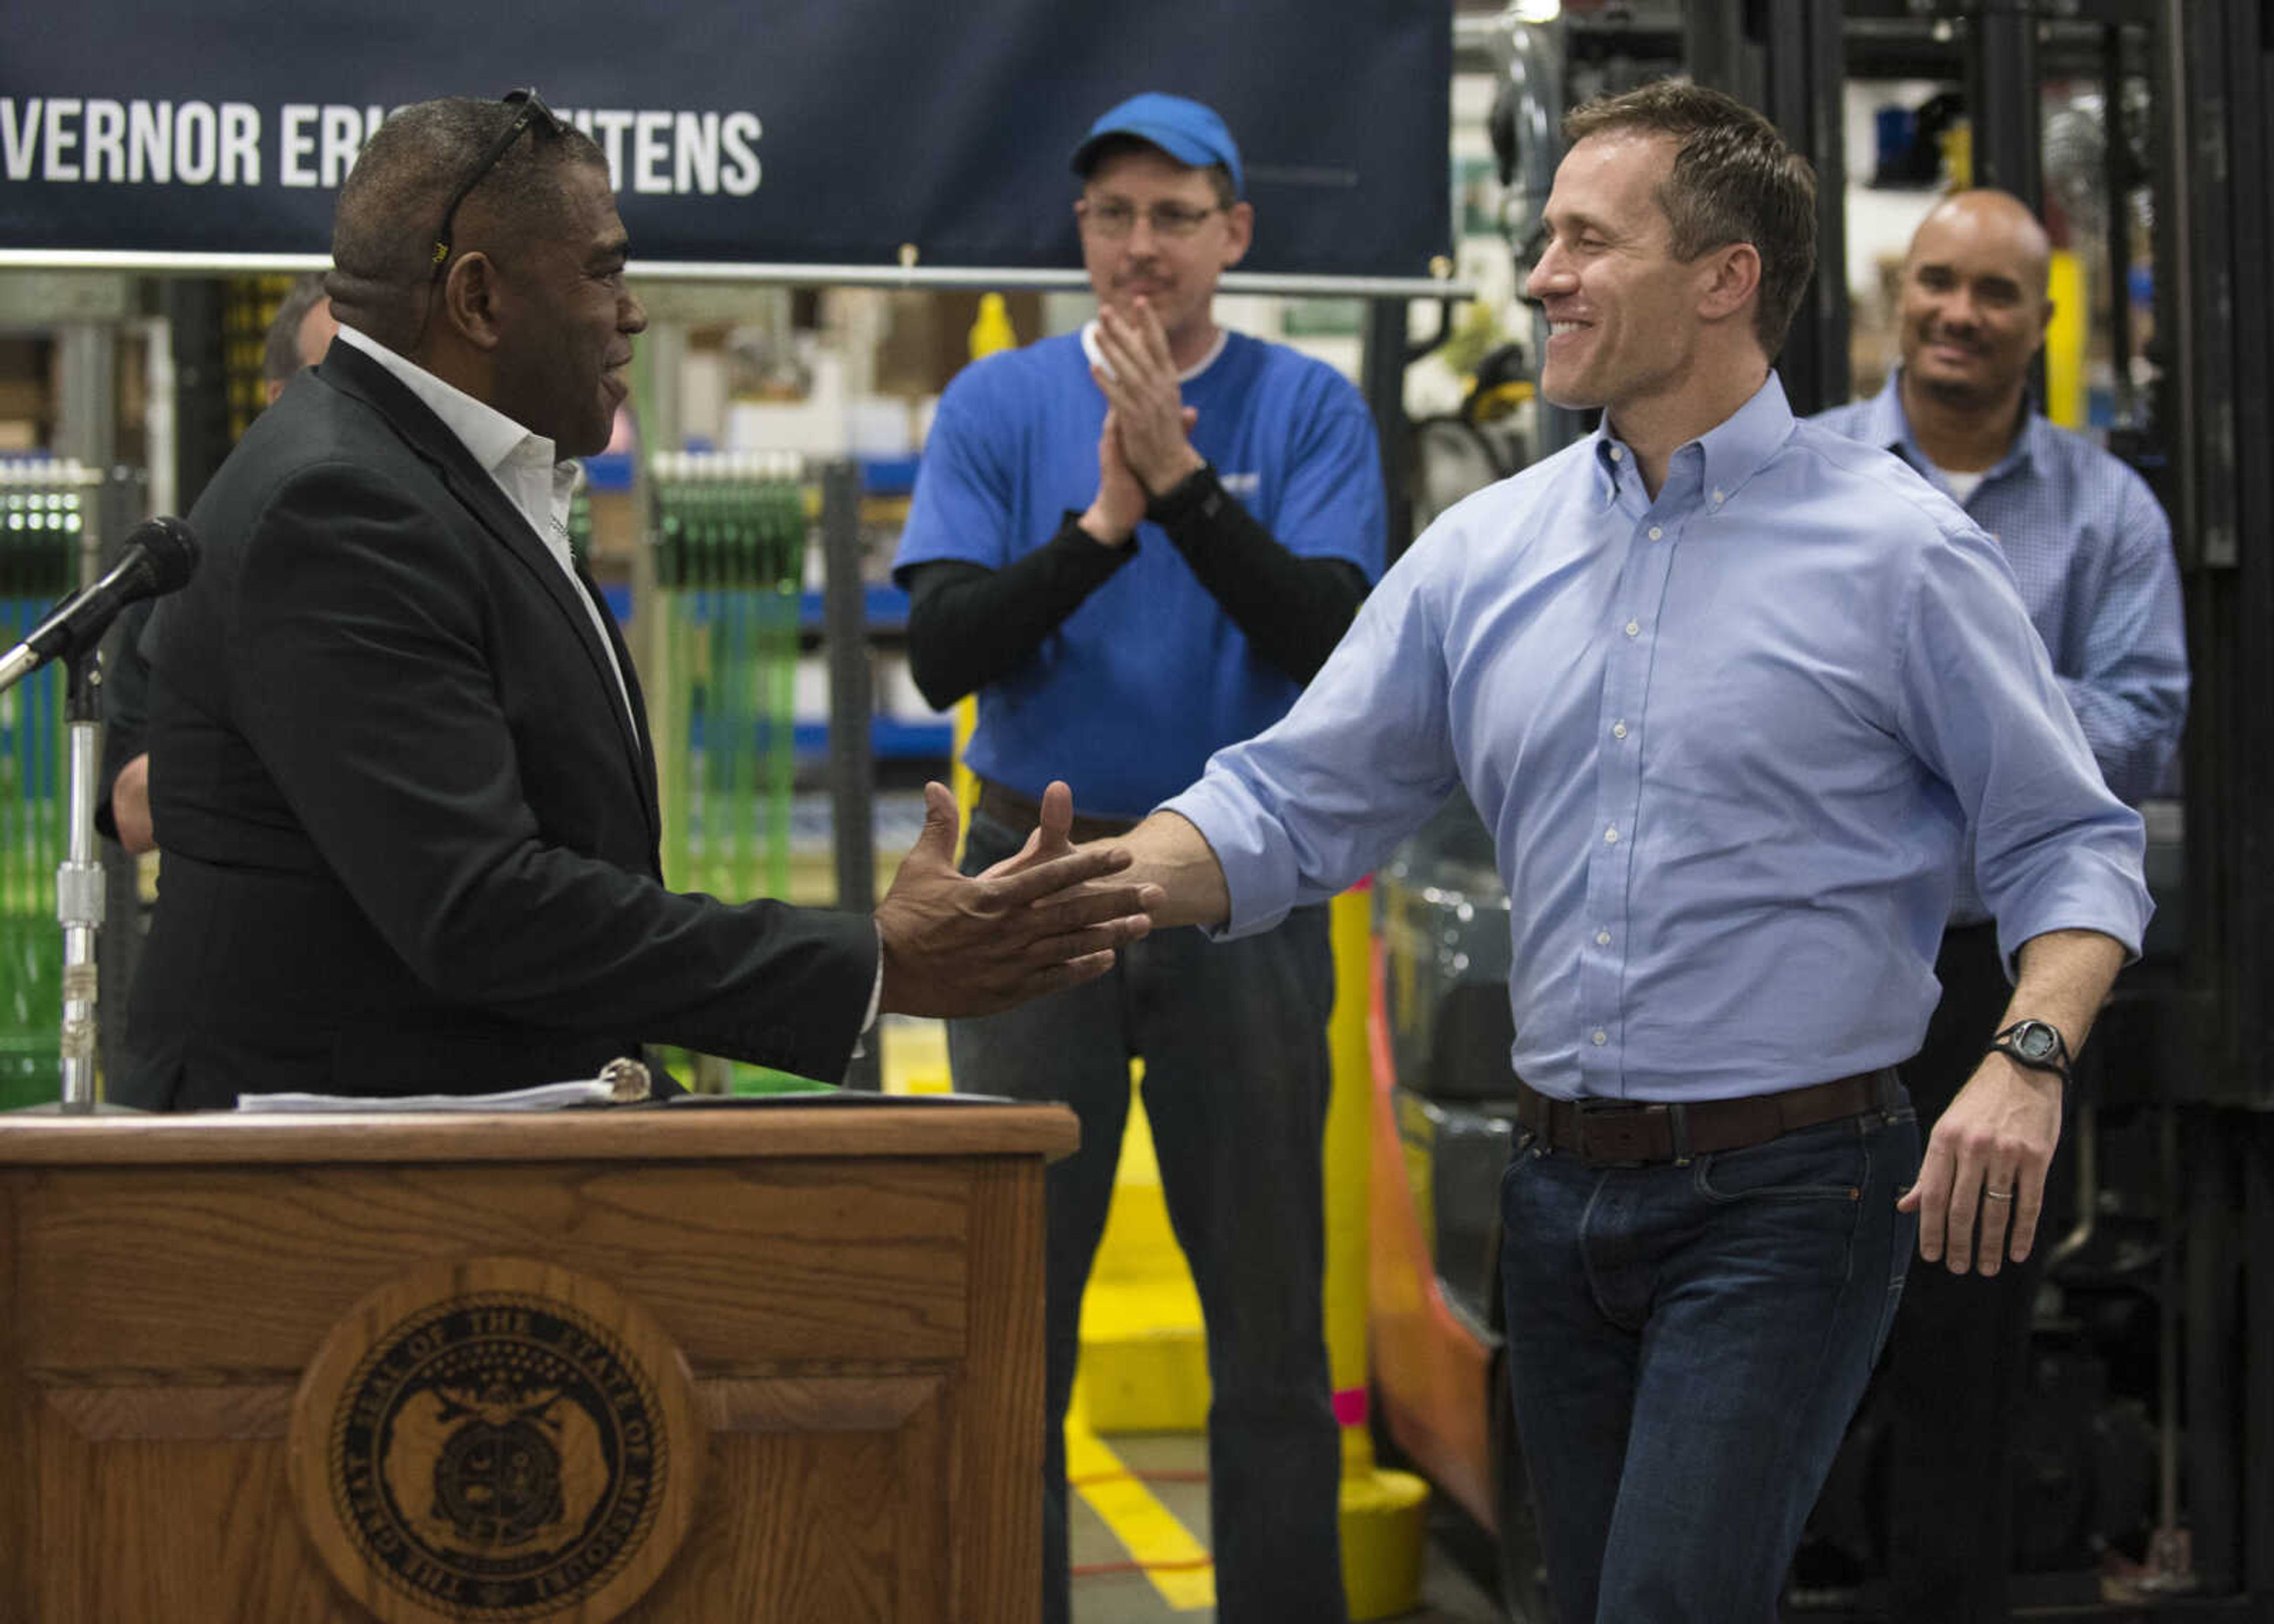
[{"x1": 290, "y1": 1258, "x2": 705, "y2": 1623}]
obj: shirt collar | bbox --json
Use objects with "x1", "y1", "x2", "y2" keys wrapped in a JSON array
[
  {"x1": 2006, "y1": 407, "x2": 2053, "y2": 478},
  {"x1": 1871, "y1": 366, "x2": 2042, "y2": 484},
  {"x1": 1591, "y1": 369, "x2": 1796, "y2": 509},
  {"x1": 1078, "y1": 319, "x2": 1231, "y2": 386},
  {"x1": 333, "y1": 322, "x2": 564, "y2": 482},
  {"x1": 1179, "y1": 326, "x2": 1230, "y2": 383}
]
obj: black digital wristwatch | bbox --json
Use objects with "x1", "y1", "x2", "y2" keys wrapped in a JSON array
[{"x1": 1988, "y1": 1018, "x2": 2073, "y2": 1085}]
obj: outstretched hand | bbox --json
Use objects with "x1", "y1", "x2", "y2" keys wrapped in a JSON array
[{"x1": 874, "y1": 781, "x2": 1160, "y2": 1018}]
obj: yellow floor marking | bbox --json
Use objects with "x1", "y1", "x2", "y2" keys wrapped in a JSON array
[{"x1": 1065, "y1": 1416, "x2": 1216, "y2": 1611}]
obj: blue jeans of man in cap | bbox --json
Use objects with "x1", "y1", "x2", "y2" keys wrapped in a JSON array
[
  {"x1": 1499, "y1": 1092, "x2": 1920, "y2": 1622},
  {"x1": 949, "y1": 809, "x2": 1347, "y2": 1624}
]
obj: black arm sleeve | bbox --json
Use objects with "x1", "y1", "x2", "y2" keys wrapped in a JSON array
[
  {"x1": 900, "y1": 516, "x2": 1138, "y2": 709},
  {"x1": 1147, "y1": 465, "x2": 1370, "y2": 683}
]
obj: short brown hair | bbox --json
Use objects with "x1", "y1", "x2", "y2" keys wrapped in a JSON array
[
  {"x1": 261, "y1": 275, "x2": 330, "y2": 387},
  {"x1": 1564, "y1": 80, "x2": 1817, "y2": 356}
]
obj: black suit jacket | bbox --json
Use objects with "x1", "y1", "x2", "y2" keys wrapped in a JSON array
[{"x1": 125, "y1": 340, "x2": 875, "y2": 1110}]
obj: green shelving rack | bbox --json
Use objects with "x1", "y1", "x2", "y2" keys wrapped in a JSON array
[
  {"x1": 0, "y1": 469, "x2": 85, "y2": 1110},
  {"x1": 635, "y1": 451, "x2": 817, "y2": 1095}
]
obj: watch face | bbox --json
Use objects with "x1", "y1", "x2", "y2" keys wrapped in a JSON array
[{"x1": 2013, "y1": 1022, "x2": 2058, "y2": 1062}]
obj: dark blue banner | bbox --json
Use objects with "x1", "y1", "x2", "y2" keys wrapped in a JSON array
[{"x1": 0, "y1": 0, "x2": 1450, "y2": 281}]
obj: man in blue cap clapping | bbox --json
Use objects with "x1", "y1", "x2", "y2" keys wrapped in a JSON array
[{"x1": 894, "y1": 91, "x2": 1386, "y2": 1624}]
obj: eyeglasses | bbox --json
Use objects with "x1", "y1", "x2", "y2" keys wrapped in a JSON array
[
  {"x1": 430, "y1": 88, "x2": 567, "y2": 275},
  {"x1": 1074, "y1": 198, "x2": 1226, "y2": 240}
]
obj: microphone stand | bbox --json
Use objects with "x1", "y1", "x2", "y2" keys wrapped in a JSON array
[{"x1": 55, "y1": 648, "x2": 107, "y2": 1112}]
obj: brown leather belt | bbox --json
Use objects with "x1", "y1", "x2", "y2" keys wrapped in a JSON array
[
  {"x1": 975, "y1": 779, "x2": 1141, "y2": 845},
  {"x1": 1512, "y1": 1069, "x2": 1902, "y2": 1168}
]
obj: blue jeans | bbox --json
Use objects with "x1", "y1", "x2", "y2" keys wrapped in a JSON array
[
  {"x1": 950, "y1": 810, "x2": 1346, "y2": 1624},
  {"x1": 1499, "y1": 1095, "x2": 1920, "y2": 1623}
]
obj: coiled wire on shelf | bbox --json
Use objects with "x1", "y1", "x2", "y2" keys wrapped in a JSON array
[
  {"x1": 629, "y1": 450, "x2": 821, "y2": 1094},
  {"x1": 0, "y1": 461, "x2": 97, "y2": 1109}
]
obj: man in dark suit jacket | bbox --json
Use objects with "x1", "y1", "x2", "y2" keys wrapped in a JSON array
[{"x1": 125, "y1": 95, "x2": 1155, "y2": 1111}]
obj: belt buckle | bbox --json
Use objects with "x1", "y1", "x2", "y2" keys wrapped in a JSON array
[{"x1": 1572, "y1": 1101, "x2": 1665, "y2": 1169}]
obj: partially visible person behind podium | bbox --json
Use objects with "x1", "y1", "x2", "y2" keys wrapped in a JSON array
[
  {"x1": 99, "y1": 275, "x2": 338, "y2": 857},
  {"x1": 122, "y1": 94, "x2": 1157, "y2": 1112}
]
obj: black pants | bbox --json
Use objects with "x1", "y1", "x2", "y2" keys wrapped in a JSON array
[{"x1": 1881, "y1": 922, "x2": 2063, "y2": 1622}]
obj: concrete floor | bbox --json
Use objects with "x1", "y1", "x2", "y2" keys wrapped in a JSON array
[{"x1": 1068, "y1": 1430, "x2": 1505, "y2": 1624}]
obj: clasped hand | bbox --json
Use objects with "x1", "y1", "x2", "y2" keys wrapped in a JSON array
[
  {"x1": 873, "y1": 781, "x2": 1161, "y2": 1017},
  {"x1": 1081, "y1": 299, "x2": 1204, "y2": 545}
]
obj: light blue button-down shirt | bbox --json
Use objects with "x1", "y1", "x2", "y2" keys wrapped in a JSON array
[
  {"x1": 1162, "y1": 373, "x2": 2150, "y2": 1103},
  {"x1": 1813, "y1": 374, "x2": 2187, "y2": 918}
]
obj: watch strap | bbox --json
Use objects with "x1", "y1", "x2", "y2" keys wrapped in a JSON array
[{"x1": 1989, "y1": 1019, "x2": 2073, "y2": 1083}]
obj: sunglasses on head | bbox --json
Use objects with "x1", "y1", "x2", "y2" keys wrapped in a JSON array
[{"x1": 429, "y1": 88, "x2": 567, "y2": 276}]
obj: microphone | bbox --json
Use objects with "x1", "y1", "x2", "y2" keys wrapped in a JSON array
[{"x1": 0, "y1": 515, "x2": 200, "y2": 693}]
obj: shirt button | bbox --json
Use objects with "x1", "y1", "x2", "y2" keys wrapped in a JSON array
[
  {"x1": 1609, "y1": 446, "x2": 1624, "y2": 462},
  {"x1": 1612, "y1": 721, "x2": 1628, "y2": 739},
  {"x1": 1596, "y1": 930, "x2": 1611, "y2": 946},
  {"x1": 1604, "y1": 825, "x2": 1619, "y2": 844},
  {"x1": 1711, "y1": 487, "x2": 1726, "y2": 504},
  {"x1": 1592, "y1": 1028, "x2": 1608, "y2": 1046},
  {"x1": 1647, "y1": 525, "x2": 1663, "y2": 541},
  {"x1": 1624, "y1": 620, "x2": 1640, "y2": 637}
]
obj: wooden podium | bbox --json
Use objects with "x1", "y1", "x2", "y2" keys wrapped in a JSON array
[{"x1": 0, "y1": 1098, "x2": 1076, "y2": 1623}]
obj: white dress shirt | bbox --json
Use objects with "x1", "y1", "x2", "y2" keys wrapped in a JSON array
[{"x1": 332, "y1": 323, "x2": 637, "y2": 731}]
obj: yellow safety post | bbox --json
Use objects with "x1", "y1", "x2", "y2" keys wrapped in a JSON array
[
  {"x1": 969, "y1": 290, "x2": 1018, "y2": 357},
  {"x1": 1941, "y1": 120, "x2": 1974, "y2": 189},
  {"x1": 1065, "y1": 1059, "x2": 1219, "y2": 1612},
  {"x1": 2044, "y1": 249, "x2": 2087, "y2": 431},
  {"x1": 1325, "y1": 882, "x2": 1431, "y2": 1619},
  {"x1": 1075, "y1": 886, "x2": 1430, "y2": 1613},
  {"x1": 1072, "y1": 1059, "x2": 1212, "y2": 1432}
]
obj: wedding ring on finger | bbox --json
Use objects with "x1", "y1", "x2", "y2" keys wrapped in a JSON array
[{"x1": 1983, "y1": 1185, "x2": 2015, "y2": 1202}]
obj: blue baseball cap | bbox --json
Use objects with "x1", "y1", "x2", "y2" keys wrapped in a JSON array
[{"x1": 1071, "y1": 92, "x2": 1244, "y2": 198}]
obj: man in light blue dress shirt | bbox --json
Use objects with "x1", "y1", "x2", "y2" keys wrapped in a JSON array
[
  {"x1": 1814, "y1": 190, "x2": 2186, "y2": 1622},
  {"x1": 998, "y1": 82, "x2": 2150, "y2": 1621}
]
